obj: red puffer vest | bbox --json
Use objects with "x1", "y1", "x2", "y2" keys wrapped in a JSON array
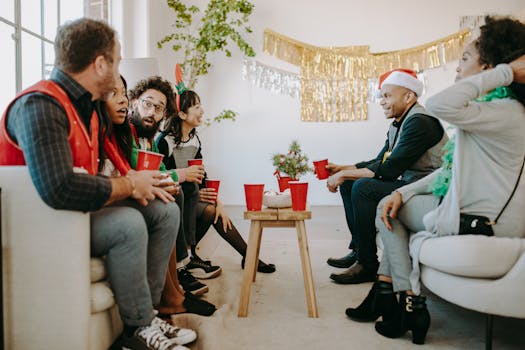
[{"x1": 0, "y1": 80, "x2": 99, "y2": 175}]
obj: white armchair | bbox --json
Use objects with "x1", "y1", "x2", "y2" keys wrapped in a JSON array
[
  {"x1": 1, "y1": 166, "x2": 122, "y2": 350},
  {"x1": 419, "y1": 235, "x2": 525, "y2": 350}
]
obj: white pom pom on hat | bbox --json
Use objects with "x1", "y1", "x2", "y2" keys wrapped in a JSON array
[{"x1": 377, "y1": 68, "x2": 424, "y2": 97}]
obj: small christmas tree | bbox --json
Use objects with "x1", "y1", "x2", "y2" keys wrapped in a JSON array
[{"x1": 272, "y1": 141, "x2": 313, "y2": 180}]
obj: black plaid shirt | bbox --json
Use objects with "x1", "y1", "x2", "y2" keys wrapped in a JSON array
[{"x1": 6, "y1": 68, "x2": 111, "y2": 211}]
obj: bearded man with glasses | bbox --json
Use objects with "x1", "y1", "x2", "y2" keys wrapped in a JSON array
[{"x1": 128, "y1": 76, "x2": 173, "y2": 148}]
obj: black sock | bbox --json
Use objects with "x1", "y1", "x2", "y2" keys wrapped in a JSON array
[{"x1": 190, "y1": 245, "x2": 198, "y2": 258}]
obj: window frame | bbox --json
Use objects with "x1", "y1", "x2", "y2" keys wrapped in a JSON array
[{"x1": 0, "y1": 0, "x2": 109, "y2": 94}]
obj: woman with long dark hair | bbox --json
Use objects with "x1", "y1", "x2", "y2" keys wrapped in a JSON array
[
  {"x1": 103, "y1": 75, "x2": 216, "y2": 318},
  {"x1": 157, "y1": 88, "x2": 276, "y2": 278}
]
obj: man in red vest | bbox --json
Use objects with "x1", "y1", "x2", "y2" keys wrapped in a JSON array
[{"x1": 0, "y1": 18, "x2": 195, "y2": 350}]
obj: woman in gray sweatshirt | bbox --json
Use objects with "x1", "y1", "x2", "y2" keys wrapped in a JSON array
[{"x1": 344, "y1": 16, "x2": 525, "y2": 345}]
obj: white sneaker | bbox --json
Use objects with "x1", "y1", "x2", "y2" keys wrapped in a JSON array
[
  {"x1": 121, "y1": 324, "x2": 189, "y2": 350},
  {"x1": 151, "y1": 317, "x2": 197, "y2": 345}
]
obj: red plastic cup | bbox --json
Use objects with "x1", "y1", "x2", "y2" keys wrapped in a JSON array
[
  {"x1": 313, "y1": 159, "x2": 329, "y2": 180},
  {"x1": 188, "y1": 159, "x2": 203, "y2": 167},
  {"x1": 289, "y1": 181, "x2": 308, "y2": 211},
  {"x1": 244, "y1": 184, "x2": 264, "y2": 211},
  {"x1": 205, "y1": 179, "x2": 221, "y2": 198},
  {"x1": 136, "y1": 150, "x2": 164, "y2": 170},
  {"x1": 277, "y1": 176, "x2": 292, "y2": 192}
]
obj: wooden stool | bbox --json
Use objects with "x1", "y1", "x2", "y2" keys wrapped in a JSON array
[{"x1": 237, "y1": 207, "x2": 319, "y2": 318}]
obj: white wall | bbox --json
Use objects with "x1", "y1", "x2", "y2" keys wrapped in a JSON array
[{"x1": 119, "y1": 0, "x2": 525, "y2": 205}]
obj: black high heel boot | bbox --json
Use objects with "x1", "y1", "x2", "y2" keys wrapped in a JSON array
[
  {"x1": 345, "y1": 280, "x2": 398, "y2": 322},
  {"x1": 375, "y1": 292, "x2": 431, "y2": 345}
]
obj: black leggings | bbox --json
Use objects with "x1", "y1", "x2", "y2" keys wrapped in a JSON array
[{"x1": 193, "y1": 203, "x2": 248, "y2": 258}]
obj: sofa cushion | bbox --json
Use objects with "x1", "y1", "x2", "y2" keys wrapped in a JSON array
[
  {"x1": 90, "y1": 281, "x2": 116, "y2": 314},
  {"x1": 419, "y1": 235, "x2": 525, "y2": 278},
  {"x1": 90, "y1": 258, "x2": 106, "y2": 283}
]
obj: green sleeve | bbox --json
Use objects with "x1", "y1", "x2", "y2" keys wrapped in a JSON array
[
  {"x1": 130, "y1": 139, "x2": 139, "y2": 169},
  {"x1": 152, "y1": 141, "x2": 178, "y2": 181}
]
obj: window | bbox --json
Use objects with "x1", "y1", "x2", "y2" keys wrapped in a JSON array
[{"x1": 0, "y1": 0, "x2": 109, "y2": 112}]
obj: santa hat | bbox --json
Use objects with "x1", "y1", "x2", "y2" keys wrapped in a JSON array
[{"x1": 377, "y1": 68, "x2": 423, "y2": 97}]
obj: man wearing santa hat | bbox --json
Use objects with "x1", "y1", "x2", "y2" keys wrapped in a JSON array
[{"x1": 326, "y1": 68, "x2": 448, "y2": 284}]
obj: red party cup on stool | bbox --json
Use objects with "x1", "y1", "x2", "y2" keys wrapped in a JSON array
[
  {"x1": 244, "y1": 184, "x2": 264, "y2": 211},
  {"x1": 188, "y1": 159, "x2": 203, "y2": 166},
  {"x1": 277, "y1": 176, "x2": 291, "y2": 192},
  {"x1": 206, "y1": 179, "x2": 221, "y2": 201},
  {"x1": 137, "y1": 150, "x2": 164, "y2": 170},
  {"x1": 289, "y1": 181, "x2": 308, "y2": 211},
  {"x1": 313, "y1": 159, "x2": 329, "y2": 180}
]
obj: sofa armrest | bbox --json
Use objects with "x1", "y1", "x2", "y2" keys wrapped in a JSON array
[{"x1": 1, "y1": 166, "x2": 91, "y2": 350}]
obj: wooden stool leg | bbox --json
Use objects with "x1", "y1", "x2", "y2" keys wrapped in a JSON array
[
  {"x1": 296, "y1": 220, "x2": 319, "y2": 318},
  {"x1": 238, "y1": 220, "x2": 261, "y2": 317},
  {"x1": 252, "y1": 222, "x2": 263, "y2": 282}
]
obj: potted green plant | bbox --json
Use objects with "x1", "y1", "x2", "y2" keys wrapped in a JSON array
[
  {"x1": 272, "y1": 141, "x2": 312, "y2": 191},
  {"x1": 157, "y1": 0, "x2": 255, "y2": 125}
]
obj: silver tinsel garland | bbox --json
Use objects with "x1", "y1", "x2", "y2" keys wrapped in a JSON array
[{"x1": 242, "y1": 59, "x2": 301, "y2": 98}]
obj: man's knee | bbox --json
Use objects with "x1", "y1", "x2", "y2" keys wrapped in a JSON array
[{"x1": 350, "y1": 178, "x2": 380, "y2": 203}]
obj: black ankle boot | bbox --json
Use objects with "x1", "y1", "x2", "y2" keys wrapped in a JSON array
[
  {"x1": 375, "y1": 292, "x2": 431, "y2": 345},
  {"x1": 345, "y1": 280, "x2": 398, "y2": 322}
]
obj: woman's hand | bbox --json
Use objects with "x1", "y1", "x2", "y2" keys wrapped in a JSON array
[
  {"x1": 184, "y1": 165, "x2": 205, "y2": 184},
  {"x1": 199, "y1": 188, "x2": 217, "y2": 204},
  {"x1": 380, "y1": 191, "x2": 403, "y2": 231},
  {"x1": 214, "y1": 200, "x2": 232, "y2": 232}
]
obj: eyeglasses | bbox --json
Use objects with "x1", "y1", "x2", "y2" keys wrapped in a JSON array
[{"x1": 139, "y1": 98, "x2": 166, "y2": 115}]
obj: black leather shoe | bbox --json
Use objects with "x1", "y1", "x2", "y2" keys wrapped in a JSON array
[
  {"x1": 330, "y1": 262, "x2": 377, "y2": 284},
  {"x1": 241, "y1": 257, "x2": 276, "y2": 273},
  {"x1": 326, "y1": 251, "x2": 358, "y2": 268}
]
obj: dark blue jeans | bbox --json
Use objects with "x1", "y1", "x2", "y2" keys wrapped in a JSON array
[{"x1": 340, "y1": 178, "x2": 407, "y2": 269}]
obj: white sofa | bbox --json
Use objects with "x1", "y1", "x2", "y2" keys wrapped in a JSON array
[
  {"x1": 1, "y1": 166, "x2": 122, "y2": 350},
  {"x1": 419, "y1": 235, "x2": 525, "y2": 350}
]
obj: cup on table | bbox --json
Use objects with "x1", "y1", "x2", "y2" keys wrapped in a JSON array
[
  {"x1": 187, "y1": 159, "x2": 203, "y2": 167},
  {"x1": 313, "y1": 159, "x2": 329, "y2": 180},
  {"x1": 136, "y1": 150, "x2": 164, "y2": 170},
  {"x1": 205, "y1": 179, "x2": 221, "y2": 202},
  {"x1": 277, "y1": 176, "x2": 292, "y2": 192},
  {"x1": 244, "y1": 184, "x2": 264, "y2": 211},
  {"x1": 289, "y1": 181, "x2": 308, "y2": 211}
]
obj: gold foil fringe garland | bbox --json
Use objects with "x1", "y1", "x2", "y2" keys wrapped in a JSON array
[
  {"x1": 242, "y1": 59, "x2": 428, "y2": 121},
  {"x1": 263, "y1": 28, "x2": 471, "y2": 122}
]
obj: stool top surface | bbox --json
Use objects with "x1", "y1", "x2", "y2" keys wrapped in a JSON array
[{"x1": 244, "y1": 207, "x2": 311, "y2": 221}]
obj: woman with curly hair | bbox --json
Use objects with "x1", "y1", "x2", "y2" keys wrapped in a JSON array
[{"x1": 345, "y1": 16, "x2": 525, "y2": 345}]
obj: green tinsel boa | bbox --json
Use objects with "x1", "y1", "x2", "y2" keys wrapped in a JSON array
[{"x1": 428, "y1": 86, "x2": 515, "y2": 197}]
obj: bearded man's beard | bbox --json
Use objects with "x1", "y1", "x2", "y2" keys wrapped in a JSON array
[{"x1": 130, "y1": 111, "x2": 160, "y2": 139}]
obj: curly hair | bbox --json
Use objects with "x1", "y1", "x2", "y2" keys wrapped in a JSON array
[
  {"x1": 476, "y1": 16, "x2": 525, "y2": 105},
  {"x1": 55, "y1": 18, "x2": 116, "y2": 73},
  {"x1": 128, "y1": 76, "x2": 177, "y2": 120},
  {"x1": 476, "y1": 16, "x2": 525, "y2": 66}
]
